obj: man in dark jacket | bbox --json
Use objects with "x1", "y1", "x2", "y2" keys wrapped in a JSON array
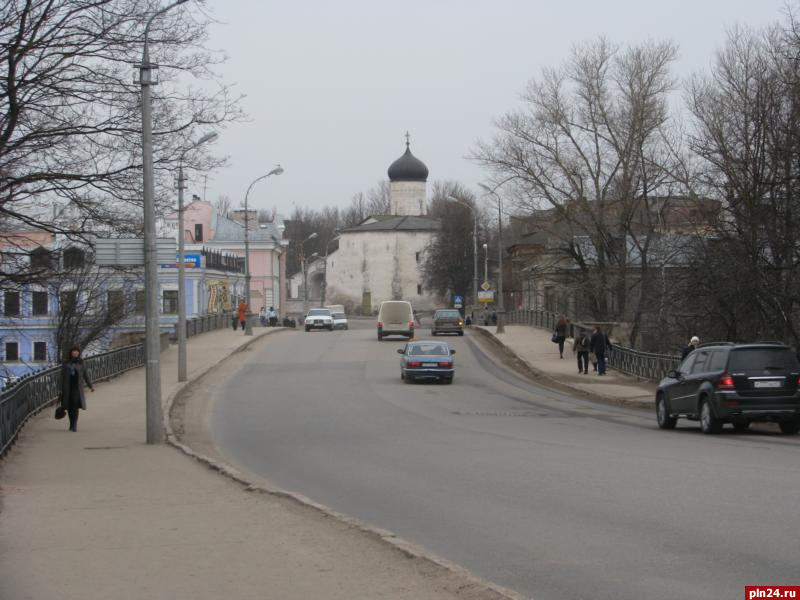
[{"x1": 590, "y1": 326, "x2": 610, "y2": 376}]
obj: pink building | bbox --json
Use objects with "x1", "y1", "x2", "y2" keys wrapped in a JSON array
[{"x1": 163, "y1": 200, "x2": 288, "y2": 315}]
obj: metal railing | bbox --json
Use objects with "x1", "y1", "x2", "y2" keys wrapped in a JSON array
[
  {"x1": 503, "y1": 309, "x2": 681, "y2": 382},
  {"x1": 181, "y1": 312, "x2": 232, "y2": 338},
  {"x1": 2, "y1": 312, "x2": 232, "y2": 458}
]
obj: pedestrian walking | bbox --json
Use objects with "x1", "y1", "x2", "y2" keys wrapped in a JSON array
[
  {"x1": 259, "y1": 307, "x2": 267, "y2": 327},
  {"x1": 268, "y1": 306, "x2": 278, "y2": 327},
  {"x1": 590, "y1": 325, "x2": 610, "y2": 375},
  {"x1": 573, "y1": 329, "x2": 591, "y2": 374},
  {"x1": 554, "y1": 315, "x2": 569, "y2": 359},
  {"x1": 60, "y1": 346, "x2": 94, "y2": 432},
  {"x1": 681, "y1": 336, "x2": 700, "y2": 360},
  {"x1": 237, "y1": 301, "x2": 247, "y2": 332}
]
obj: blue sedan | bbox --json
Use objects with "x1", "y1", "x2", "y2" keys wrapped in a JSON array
[{"x1": 397, "y1": 340, "x2": 456, "y2": 384}]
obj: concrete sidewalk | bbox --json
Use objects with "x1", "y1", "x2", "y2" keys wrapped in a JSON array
[
  {"x1": 0, "y1": 328, "x2": 523, "y2": 600},
  {"x1": 471, "y1": 325, "x2": 657, "y2": 410}
]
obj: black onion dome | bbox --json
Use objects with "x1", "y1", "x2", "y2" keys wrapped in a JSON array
[{"x1": 387, "y1": 141, "x2": 429, "y2": 182}]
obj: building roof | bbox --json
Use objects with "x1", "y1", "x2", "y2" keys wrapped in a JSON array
[
  {"x1": 387, "y1": 139, "x2": 429, "y2": 182},
  {"x1": 343, "y1": 215, "x2": 438, "y2": 233},
  {"x1": 211, "y1": 213, "x2": 283, "y2": 242}
]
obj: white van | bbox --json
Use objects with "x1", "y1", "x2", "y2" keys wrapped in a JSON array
[
  {"x1": 377, "y1": 300, "x2": 414, "y2": 340},
  {"x1": 324, "y1": 304, "x2": 345, "y2": 315}
]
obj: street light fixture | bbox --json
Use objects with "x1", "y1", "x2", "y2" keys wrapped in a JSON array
[
  {"x1": 478, "y1": 183, "x2": 505, "y2": 334},
  {"x1": 177, "y1": 131, "x2": 218, "y2": 382},
  {"x1": 244, "y1": 165, "x2": 284, "y2": 336},
  {"x1": 138, "y1": 0, "x2": 190, "y2": 444},
  {"x1": 300, "y1": 232, "x2": 318, "y2": 314},
  {"x1": 446, "y1": 195, "x2": 478, "y2": 316},
  {"x1": 482, "y1": 242, "x2": 489, "y2": 286}
]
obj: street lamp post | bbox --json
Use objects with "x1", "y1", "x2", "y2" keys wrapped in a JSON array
[
  {"x1": 479, "y1": 183, "x2": 505, "y2": 334},
  {"x1": 138, "y1": 0, "x2": 189, "y2": 444},
  {"x1": 243, "y1": 166, "x2": 284, "y2": 336},
  {"x1": 446, "y1": 196, "x2": 478, "y2": 316},
  {"x1": 321, "y1": 233, "x2": 340, "y2": 308},
  {"x1": 483, "y1": 242, "x2": 489, "y2": 285},
  {"x1": 177, "y1": 131, "x2": 218, "y2": 382},
  {"x1": 300, "y1": 232, "x2": 318, "y2": 314}
]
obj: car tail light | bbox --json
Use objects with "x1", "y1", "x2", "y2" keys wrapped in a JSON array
[
  {"x1": 407, "y1": 361, "x2": 422, "y2": 367},
  {"x1": 717, "y1": 374, "x2": 735, "y2": 390},
  {"x1": 377, "y1": 321, "x2": 383, "y2": 329},
  {"x1": 440, "y1": 361, "x2": 453, "y2": 368}
]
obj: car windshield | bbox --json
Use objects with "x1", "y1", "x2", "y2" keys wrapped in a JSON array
[
  {"x1": 307, "y1": 309, "x2": 331, "y2": 316},
  {"x1": 409, "y1": 343, "x2": 449, "y2": 356},
  {"x1": 436, "y1": 310, "x2": 461, "y2": 319},
  {"x1": 728, "y1": 348, "x2": 799, "y2": 371}
]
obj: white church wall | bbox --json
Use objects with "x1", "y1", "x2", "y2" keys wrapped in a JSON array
[{"x1": 325, "y1": 230, "x2": 440, "y2": 313}]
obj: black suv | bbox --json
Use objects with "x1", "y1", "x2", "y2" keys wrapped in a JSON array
[{"x1": 655, "y1": 343, "x2": 800, "y2": 434}]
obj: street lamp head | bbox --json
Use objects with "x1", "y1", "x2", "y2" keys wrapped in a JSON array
[
  {"x1": 483, "y1": 243, "x2": 488, "y2": 250},
  {"x1": 268, "y1": 164, "x2": 284, "y2": 177},
  {"x1": 196, "y1": 131, "x2": 218, "y2": 146}
]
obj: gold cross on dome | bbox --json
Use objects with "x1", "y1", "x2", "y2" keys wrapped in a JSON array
[{"x1": 405, "y1": 131, "x2": 410, "y2": 147}]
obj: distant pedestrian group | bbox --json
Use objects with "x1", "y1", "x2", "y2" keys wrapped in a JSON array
[{"x1": 567, "y1": 324, "x2": 611, "y2": 375}]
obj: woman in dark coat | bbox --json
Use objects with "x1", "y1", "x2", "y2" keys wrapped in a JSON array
[
  {"x1": 554, "y1": 315, "x2": 569, "y2": 359},
  {"x1": 60, "y1": 346, "x2": 94, "y2": 432}
]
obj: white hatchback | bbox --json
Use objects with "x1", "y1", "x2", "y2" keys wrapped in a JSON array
[{"x1": 332, "y1": 312, "x2": 349, "y2": 330}]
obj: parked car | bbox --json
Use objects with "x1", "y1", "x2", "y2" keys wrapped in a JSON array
[
  {"x1": 377, "y1": 300, "x2": 414, "y2": 340},
  {"x1": 397, "y1": 340, "x2": 455, "y2": 383},
  {"x1": 332, "y1": 312, "x2": 348, "y2": 330},
  {"x1": 304, "y1": 308, "x2": 334, "y2": 332},
  {"x1": 655, "y1": 342, "x2": 800, "y2": 434},
  {"x1": 431, "y1": 309, "x2": 464, "y2": 336}
]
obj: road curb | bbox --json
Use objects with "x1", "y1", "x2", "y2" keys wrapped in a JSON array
[
  {"x1": 469, "y1": 327, "x2": 653, "y2": 411},
  {"x1": 163, "y1": 328, "x2": 533, "y2": 600}
]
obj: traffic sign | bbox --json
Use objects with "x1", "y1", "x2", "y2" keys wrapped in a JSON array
[
  {"x1": 481, "y1": 281, "x2": 491, "y2": 291},
  {"x1": 453, "y1": 295, "x2": 464, "y2": 308},
  {"x1": 478, "y1": 291, "x2": 495, "y2": 302}
]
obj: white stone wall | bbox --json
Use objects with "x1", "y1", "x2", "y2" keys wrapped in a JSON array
[
  {"x1": 325, "y1": 230, "x2": 439, "y2": 313},
  {"x1": 390, "y1": 181, "x2": 427, "y2": 216}
]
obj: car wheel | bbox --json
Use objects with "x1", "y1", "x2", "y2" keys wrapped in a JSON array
[
  {"x1": 699, "y1": 398, "x2": 722, "y2": 434},
  {"x1": 404, "y1": 374, "x2": 413, "y2": 384},
  {"x1": 732, "y1": 420, "x2": 750, "y2": 433},
  {"x1": 431, "y1": 331, "x2": 437, "y2": 336},
  {"x1": 327, "y1": 325, "x2": 333, "y2": 331},
  {"x1": 458, "y1": 331, "x2": 464, "y2": 336},
  {"x1": 443, "y1": 376, "x2": 453, "y2": 384},
  {"x1": 656, "y1": 394, "x2": 677, "y2": 430},
  {"x1": 305, "y1": 327, "x2": 310, "y2": 332},
  {"x1": 778, "y1": 418, "x2": 800, "y2": 435},
  {"x1": 400, "y1": 371, "x2": 404, "y2": 380}
]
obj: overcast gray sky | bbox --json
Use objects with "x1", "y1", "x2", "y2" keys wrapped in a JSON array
[{"x1": 198, "y1": 0, "x2": 789, "y2": 216}]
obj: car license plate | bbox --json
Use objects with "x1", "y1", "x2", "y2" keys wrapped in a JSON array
[
  {"x1": 754, "y1": 380, "x2": 781, "y2": 388},
  {"x1": 422, "y1": 362, "x2": 437, "y2": 368}
]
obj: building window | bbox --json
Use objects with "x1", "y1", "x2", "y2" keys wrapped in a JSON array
[
  {"x1": 63, "y1": 247, "x2": 85, "y2": 269},
  {"x1": 32, "y1": 291, "x2": 49, "y2": 316},
  {"x1": 134, "y1": 290, "x2": 146, "y2": 315},
  {"x1": 417, "y1": 284, "x2": 422, "y2": 295},
  {"x1": 59, "y1": 290, "x2": 77, "y2": 314},
  {"x1": 163, "y1": 290, "x2": 179, "y2": 314},
  {"x1": 415, "y1": 252, "x2": 420, "y2": 263},
  {"x1": 194, "y1": 224, "x2": 204, "y2": 242},
  {"x1": 3, "y1": 292, "x2": 20, "y2": 316},
  {"x1": 33, "y1": 341, "x2": 47, "y2": 362},
  {"x1": 4, "y1": 341, "x2": 19, "y2": 362},
  {"x1": 30, "y1": 247, "x2": 54, "y2": 270},
  {"x1": 107, "y1": 290, "x2": 125, "y2": 319}
]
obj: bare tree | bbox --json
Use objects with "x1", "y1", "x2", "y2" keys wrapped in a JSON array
[
  {"x1": 214, "y1": 195, "x2": 233, "y2": 217},
  {"x1": 473, "y1": 38, "x2": 680, "y2": 345},
  {"x1": 421, "y1": 182, "x2": 484, "y2": 301},
  {"x1": 0, "y1": 0, "x2": 243, "y2": 255},
  {"x1": 342, "y1": 180, "x2": 392, "y2": 226},
  {"x1": 684, "y1": 21, "x2": 800, "y2": 345}
]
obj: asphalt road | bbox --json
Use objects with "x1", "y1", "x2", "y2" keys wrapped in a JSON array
[{"x1": 210, "y1": 319, "x2": 800, "y2": 600}]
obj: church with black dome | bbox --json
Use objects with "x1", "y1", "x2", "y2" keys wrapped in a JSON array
[{"x1": 323, "y1": 134, "x2": 442, "y2": 313}]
